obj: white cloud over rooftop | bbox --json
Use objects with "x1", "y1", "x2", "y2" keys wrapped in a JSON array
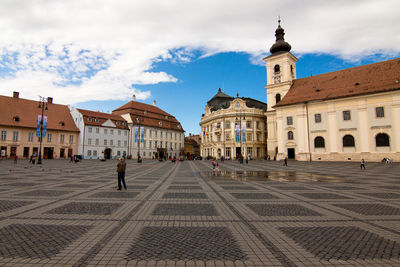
[{"x1": 0, "y1": 0, "x2": 398, "y2": 104}]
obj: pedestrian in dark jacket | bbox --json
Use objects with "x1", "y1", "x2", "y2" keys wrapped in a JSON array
[
  {"x1": 117, "y1": 157, "x2": 127, "y2": 190},
  {"x1": 360, "y1": 159, "x2": 366, "y2": 170}
]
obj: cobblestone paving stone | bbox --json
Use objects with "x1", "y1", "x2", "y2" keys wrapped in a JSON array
[
  {"x1": 162, "y1": 192, "x2": 208, "y2": 199},
  {"x1": 0, "y1": 200, "x2": 35, "y2": 212},
  {"x1": 247, "y1": 203, "x2": 322, "y2": 216},
  {"x1": 0, "y1": 159, "x2": 400, "y2": 266},
  {"x1": 125, "y1": 226, "x2": 246, "y2": 261},
  {"x1": 0, "y1": 224, "x2": 91, "y2": 258},
  {"x1": 230, "y1": 192, "x2": 279, "y2": 199},
  {"x1": 333, "y1": 203, "x2": 400, "y2": 215},
  {"x1": 46, "y1": 202, "x2": 122, "y2": 215},
  {"x1": 152, "y1": 203, "x2": 219, "y2": 216},
  {"x1": 279, "y1": 226, "x2": 400, "y2": 260}
]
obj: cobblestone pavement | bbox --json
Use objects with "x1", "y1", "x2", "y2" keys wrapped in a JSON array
[{"x1": 0, "y1": 159, "x2": 399, "y2": 266}]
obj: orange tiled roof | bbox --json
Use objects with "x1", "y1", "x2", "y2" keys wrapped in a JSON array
[
  {"x1": 77, "y1": 109, "x2": 129, "y2": 129},
  {"x1": 113, "y1": 101, "x2": 184, "y2": 132},
  {"x1": 274, "y1": 58, "x2": 400, "y2": 107},
  {"x1": 0, "y1": 95, "x2": 79, "y2": 132}
]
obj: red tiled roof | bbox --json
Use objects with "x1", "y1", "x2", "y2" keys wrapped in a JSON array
[
  {"x1": 113, "y1": 101, "x2": 184, "y2": 132},
  {"x1": 77, "y1": 109, "x2": 129, "y2": 129},
  {"x1": 274, "y1": 58, "x2": 400, "y2": 107},
  {"x1": 0, "y1": 95, "x2": 79, "y2": 132}
]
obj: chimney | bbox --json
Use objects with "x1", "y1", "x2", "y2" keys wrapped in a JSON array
[
  {"x1": 132, "y1": 94, "x2": 136, "y2": 101},
  {"x1": 13, "y1": 91, "x2": 19, "y2": 98},
  {"x1": 153, "y1": 100, "x2": 156, "y2": 106},
  {"x1": 47, "y1": 97, "x2": 53, "y2": 104}
]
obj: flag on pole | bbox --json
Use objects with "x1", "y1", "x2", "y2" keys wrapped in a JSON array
[{"x1": 36, "y1": 115, "x2": 42, "y2": 137}]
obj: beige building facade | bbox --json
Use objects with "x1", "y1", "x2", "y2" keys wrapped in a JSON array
[
  {"x1": 0, "y1": 92, "x2": 79, "y2": 159},
  {"x1": 265, "y1": 22, "x2": 400, "y2": 161},
  {"x1": 200, "y1": 89, "x2": 267, "y2": 159}
]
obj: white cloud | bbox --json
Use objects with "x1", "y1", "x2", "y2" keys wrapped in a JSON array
[{"x1": 0, "y1": 0, "x2": 398, "y2": 104}]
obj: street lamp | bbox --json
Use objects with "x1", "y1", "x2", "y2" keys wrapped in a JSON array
[
  {"x1": 37, "y1": 96, "x2": 48, "y2": 164},
  {"x1": 235, "y1": 112, "x2": 245, "y2": 164}
]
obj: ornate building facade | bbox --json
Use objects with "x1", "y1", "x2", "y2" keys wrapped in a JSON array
[
  {"x1": 265, "y1": 21, "x2": 400, "y2": 161},
  {"x1": 200, "y1": 89, "x2": 267, "y2": 159}
]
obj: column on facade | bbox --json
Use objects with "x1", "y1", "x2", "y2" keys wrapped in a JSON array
[
  {"x1": 357, "y1": 100, "x2": 369, "y2": 152},
  {"x1": 327, "y1": 104, "x2": 338, "y2": 153},
  {"x1": 276, "y1": 110, "x2": 284, "y2": 158},
  {"x1": 296, "y1": 110, "x2": 307, "y2": 155}
]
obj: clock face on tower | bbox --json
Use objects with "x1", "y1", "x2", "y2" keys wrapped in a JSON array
[{"x1": 274, "y1": 76, "x2": 281, "y2": 84}]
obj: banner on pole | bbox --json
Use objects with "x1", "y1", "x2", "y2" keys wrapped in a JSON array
[
  {"x1": 134, "y1": 127, "x2": 138, "y2": 143},
  {"x1": 235, "y1": 124, "x2": 240, "y2": 142},
  {"x1": 36, "y1": 115, "x2": 42, "y2": 137},
  {"x1": 140, "y1": 127, "x2": 144, "y2": 143},
  {"x1": 242, "y1": 122, "x2": 246, "y2": 142},
  {"x1": 42, "y1": 116, "x2": 47, "y2": 137}
]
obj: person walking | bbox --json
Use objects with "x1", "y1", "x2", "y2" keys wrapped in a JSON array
[
  {"x1": 13, "y1": 154, "x2": 18, "y2": 164},
  {"x1": 283, "y1": 157, "x2": 288, "y2": 166},
  {"x1": 117, "y1": 157, "x2": 127, "y2": 190},
  {"x1": 360, "y1": 159, "x2": 366, "y2": 170}
]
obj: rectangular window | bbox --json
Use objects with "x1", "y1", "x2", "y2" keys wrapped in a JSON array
[
  {"x1": 225, "y1": 133, "x2": 230, "y2": 141},
  {"x1": 143, "y1": 140, "x2": 146, "y2": 148},
  {"x1": 124, "y1": 131, "x2": 127, "y2": 136},
  {"x1": 88, "y1": 127, "x2": 92, "y2": 133},
  {"x1": 1, "y1": 131, "x2": 6, "y2": 141},
  {"x1": 247, "y1": 134, "x2": 252, "y2": 141},
  {"x1": 286, "y1": 116, "x2": 293, "y2": 125},
  {"x1": 87, "y1": 150, "x2": 92, "y2": 156},
  {"x1": 60, "y1": 134, "x2": 65, "y2": 144},
  {"x1": 93, "y1": 150, "x2": 97, "y2": 156},
  {"x1": 256, "y1": 121, "x2": 260, "y2": 129},
  {"x1": 246, "y1": 121, "x2": 251, "y2": 128},
  {"x1": 155, "y1": 141, "x2": 158, "y2": 147},
  {"x1": 13, "y1": 131, "x2": 18, "y2": 141},
  {"x1": 95, "y1": 139, "x2": 99, "y2": 145},
  {"x1": 47, "y1": 134, "x2": 52, "y2": 143},
  {"x1": 117, "y1": 151, "x2": 120, "y2": 156},
  {"x1": 110, "y1": 140, "x2": 113, "y2": 146},
  {"x1": 149, "y1": 140, "x2": 152, "y2": 148},
  {"x1": 118, "y1": 140, "x2": 121, "y2": 146},
  {"x1": 256, "y1": 133, "x2": 260, "y2": 141},
  {"x1": 88, "y1": 138, "x2": 92, "y2": 145},
  {"x1": 110, "y1": 129, "x2": 114, "y2": 135},
  {"x1": 104, "y1": 129, "x2": 108, "y2": 134},
  {"x1": 96, "y1": 128, "x2": 99, "y2": 133},
  {"x1": 155, "y1": 131, "x2": 158, "y2": 138},
  {"x1": 314, "y1": 113, "x2": 321, "y2": 123},
  {"x1": 376, "y1": 107, "x2": 384, "y2": 118},
  {"x1": 69, "y1": 135, "x2": 74, "y2": 144},
  {"x1": 28, "y1": 132, "x2": 34, "y2": 142},
  {"x1": 225, "y1": 147, "x2": 231, "y2": 158},
  {"x1": 118, "y1": 130, "x2": 121, "y2": 135},
  {"x1": 225, "y1": 121, "x2": 231, "y2": 129},
  {"x1": 124, "y1": 141, "x2": 127, "y2": 147},
  {"x1": 104, "y1": 139, "x2": 107, "y2": 146},
  {"x1": 343, "y1": 110, "x2": 351, "y2": 121}
]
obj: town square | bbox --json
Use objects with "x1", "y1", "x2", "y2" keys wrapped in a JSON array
[{"x1": 0, "y1": 159, "x2": 399, "y2": 266}]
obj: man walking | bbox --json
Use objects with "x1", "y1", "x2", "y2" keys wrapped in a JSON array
[
  {"x1": 117, "y1": 157, "x2": 127, "y2": 190},
  {"x1": 360, "y1": 158, "x2": 366, "y2": 170}
]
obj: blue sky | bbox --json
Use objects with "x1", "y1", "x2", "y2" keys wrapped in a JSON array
[
  {"x1": 0, "y1": 1, "x2": 399, "y2": 135},
  {"x1": 75, "y1": 51, "x2": 399, "y2": 134}
]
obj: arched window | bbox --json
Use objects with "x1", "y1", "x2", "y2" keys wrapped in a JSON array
[
  {"x1": 274, "y1": 64, "x2": 280, "y2": 73},
  {"x1": 288, "y1": 131, "x2": 294, "y2": 140},
  {"x1": 314, "y1": 136, "x2": 325, "y2": 148},
  {"x1": 376, "y1": 133, "x2": 390, "y2": 147},
  {"x1": 275, "y1": 94, "x2": 281, "y2": 104},
  {"x1": 343, "y1": 135, "x2": 355, "y2": 147}
]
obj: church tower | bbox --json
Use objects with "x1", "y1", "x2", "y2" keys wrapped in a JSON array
[{"x1": 265, "y1": 20, "x2": 297, "y2": 158}]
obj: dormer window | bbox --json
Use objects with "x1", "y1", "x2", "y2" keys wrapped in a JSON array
[
  {"x1": 177, "y1": 124, "x2": 181, "y2": 129},
  {"x1": 123, "y1": 122, "x2": 127, "y2": 126},
  {"x1": 116, "y1": 121, "x2": 120, "y2": 125},
  {"x1": 165, "y1": 115, "x2": 168, "y2": 119},
  {"x1": 94, "y1": 118, "x2": 99, "y2": 123},
  {"x1": 159, "y1": 121, "x2": 162, "y2": 126},
  {"x1": 13, "y1": 116, "x2": 20, "y2": 122},
  {"x1": 235, "y1": 102, "x2": 240, "y2": 109},
  {"x1": 87, "y1": 117, "x2": 92, "y2": 122},
  {"x1": 60, "y1": 121, "x2": 65, "y2": 126}
]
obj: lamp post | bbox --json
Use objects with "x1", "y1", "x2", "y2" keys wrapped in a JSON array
[
  {"x1": 235, "y1": 112, "x2": 245, "y2": 163},
  {"x1": 37, "y1": 96, "x2": 48, "y2": 165},
  {"x1": 136, "y1": 116, "x2": 143, "y2": 163}
]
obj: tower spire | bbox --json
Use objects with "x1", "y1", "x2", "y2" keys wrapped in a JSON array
[{"x1": 269, "y1": 19, "x2": 292, "y2": 54}]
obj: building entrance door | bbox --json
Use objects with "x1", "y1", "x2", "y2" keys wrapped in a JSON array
[
  {"x1": 44, "y1": 147, "x2": 54, "y2": 159},
  {"x1": 60, "y1": 148, "x2": 65, "y2": 158},
  {"x1": 235, "y1": 147, "x2": 242, "y2": 159},
  {"x1": 23, "y1": 147, "x2": 29, "y2": 158},
  {"x1": 104, "y1": 148, "x2": 112, "y2": 159},
  {"x1": 287, "y1": 148, "x2": 295, "y2": 159}
]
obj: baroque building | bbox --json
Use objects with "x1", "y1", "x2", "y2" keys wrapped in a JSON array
[
  {"x1": 70, "y1": 108, "x2": 129, "y2": 159},
  {"x1": 265, "y1": 21, "x2": 400, "y2": 161},
  {"x1": 200, "y1": 89, "x2": 267, "y2": 159},
  {"x1": 112, "y1": 96, "x2": 185, "y2": 159},
  {"x1": 0, "y1": 92, "x2": 79, "y2": 159}
]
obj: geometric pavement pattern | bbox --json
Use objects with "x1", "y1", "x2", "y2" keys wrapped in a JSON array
[
  {"x1": 230, "y1": 192, "x2": 279, "y2": 199},
  {"x1": 46, "y1": 202, "x2": 122, "y2": 215},
  {"x1": 247, "y1": 203, "x2": 322, "y2": 216},
  {"x1": 279, "y1": 226, "x2": 400, "y2": 260},
  {"x1": 152, "y1": 203, "x2": 219, "y2": 216},
  {"x1": 334, "y1": 203, "x2": 400, "y2": 215},
  {"x1": 125, "y1": 226, "x2": 247, "y2": 261},
  {"x1": 0, "y1": 200, "x2": 34, "y2": 212},
  {"x1": 162, "y1": 192, "x2": 208, "y2": 199},
  {"x1": 0, "y1": 224, "x2": 91, "y2": 258}
]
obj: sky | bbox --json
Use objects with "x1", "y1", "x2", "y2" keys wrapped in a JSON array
[{"x1": 0, "y1": 0, "x2": 399, "y2": 135}]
